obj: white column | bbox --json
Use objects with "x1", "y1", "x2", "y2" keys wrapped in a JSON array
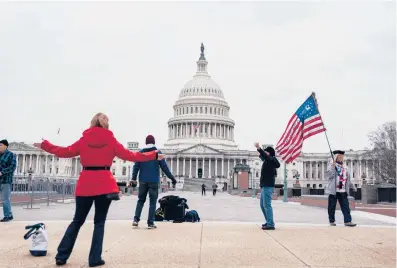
[
  {"x1": 215, "y1": 158, "x2": 218, "y2": 178},
  {"x1": 350, "y1": 160, "x2": 353, "y2": 178},
  {"x1": 227, "y1": 158, "x2": 230, "y2": 178},
  {"x1": 223, "y1": 125, "x2": 226, "y2": 139},
  {"x1": 51, "y1": 156, "x2": 55, "y2": 175},
  {"x1": 359, "y1": 160, "x2": 362, "y2": 178},
  {"x1": 182, "y1": 157, "x2": 186, "y2": 177},
  {"x1": 221, "y1": 158, "x2": 224, "y2": 177},
  {"x1": 176, "y1": 157, "x2": 179, "y2": 176},
  {"x1": 233, "y1": 158, "x2": 236, "y2": 168},
  {"x1": 36, "y1": 155, "x2": 40, "y2": 174},
  {"x1": 196, "y1": 158, "x2": 198, "y2": 177},
  {"x1": 22, "y1": 154, "x2": 26, "y2": 173},
  {"x1": 208, "y1": 157, "x2": 212, "y2": 178},
  {"x1": 207, "y1": 123, "x2": 210, "y2": 137},
  {"x1": 44, "y1": 155, "x2": 48, "y2": 174},
  {"x1": 366, "y1": 160, "x2": 368, "y2": 176},
  {"x1": 189, "y1": 158, "x2": 192, "y2": 178},
  {"x1": 202, "y1": 156, "x2": 205, "y2": 178},
  {"x1": 170, "y1": 158, "x2": 174, "y2": 173},
  {"x1": 15, "y1": 155, "x2": 19, "y2": 174},
  {"x1": 191, "y1": 123, "x2": 194, "y2": 138}
]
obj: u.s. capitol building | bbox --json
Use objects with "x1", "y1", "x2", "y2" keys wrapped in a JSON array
[{"x1": 9, "y1": 45, "x2": 376, "y2": 190}]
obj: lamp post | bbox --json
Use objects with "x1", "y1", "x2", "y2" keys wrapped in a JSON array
[
  {"x1": 283, "y1": 162, "x2": 288, "y2": 202},
  {"x1": 250, "y1": 169, "x2": 255, "y2": 198}
]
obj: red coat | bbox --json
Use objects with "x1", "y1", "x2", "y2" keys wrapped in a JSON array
[{"x1": 40, "y1": 127, "x2": 157, "y2": 197}]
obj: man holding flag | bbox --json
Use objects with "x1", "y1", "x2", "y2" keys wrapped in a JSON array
[{"x1": 275, "y1": 92, "x2": 356, "y2": 227}]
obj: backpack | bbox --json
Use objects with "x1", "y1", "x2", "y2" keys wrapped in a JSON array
[
  {"x1": 184, "y1": 210, "x2": 200, "y2": 223},
  {"x1": 23, "y1": 223, "x2": 48, "y2": 257}
]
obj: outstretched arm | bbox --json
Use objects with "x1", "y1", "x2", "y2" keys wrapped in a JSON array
[
  {"x1": 41, "y1": 139, "x2": 81, "y2": 158},
  {"x1": 114, "y1": 141, "x2": 157, "y2": 162},
  {"x1": 131, "y1": 162, "x2": 140, "y2": 180},
  {"x1": 159, "y1": 157, "x2": 176, "y2": 183}
]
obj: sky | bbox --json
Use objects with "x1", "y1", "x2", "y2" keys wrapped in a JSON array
[{"x1": 0, "y1": 1, "x2": 395, "y2": 153}]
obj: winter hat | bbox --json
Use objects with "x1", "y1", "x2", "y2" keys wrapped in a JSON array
[
  {"x1": 0, "y1": 139, "x2": 9, "y2": 147},
  {"x1": 145, "y1": 135, "x2": 155, "y2": 145},
  {"x1": 264, "y1": 146, "x2": 275, "y2": 157}
]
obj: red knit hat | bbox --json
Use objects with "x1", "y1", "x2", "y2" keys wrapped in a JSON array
[{"x1": 145, "y1": 135, "x2": 155, "y2": 145}]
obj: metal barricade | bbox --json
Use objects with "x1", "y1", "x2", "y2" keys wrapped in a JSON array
[{"x1": 8, "y1": 176, "x2": 77, "y2": 208}]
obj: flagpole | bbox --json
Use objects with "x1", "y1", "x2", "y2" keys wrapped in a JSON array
[
  {"x1": 311, "y1": 92, "x2": 335, "y2": 162},
  {"x1": 283, "y1": 162, "x2": 288, "y2": 202}
]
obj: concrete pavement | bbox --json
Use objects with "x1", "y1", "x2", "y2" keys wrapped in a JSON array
[{"x1": 0, "y1": 221, "x2": 395, "y2": 268}]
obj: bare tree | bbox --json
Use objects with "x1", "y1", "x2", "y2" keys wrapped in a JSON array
[{"x1": 368, "y1": 121, "x2": 396, "y2": 184}]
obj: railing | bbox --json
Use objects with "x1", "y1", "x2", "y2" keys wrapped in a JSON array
[{"x1": 0, "y1": 177, "x2": 77, "y2": 209}]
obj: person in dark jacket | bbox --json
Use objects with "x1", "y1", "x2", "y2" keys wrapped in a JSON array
[
  {"x1": 201, "y1": 183, "x2": 206, "y2": 196},
  {"x1": 255, "y1": 142, "x2": 280, "y2": 230},
  {"x1": 34, "y1": 113, "x2": 163, "y2": 267},
  {"x1": 131, "y1": 135, "x2": 176, "y2": 229},
  {"x1": 0, "y1": 139, "x2": 17, "y2": 222}
]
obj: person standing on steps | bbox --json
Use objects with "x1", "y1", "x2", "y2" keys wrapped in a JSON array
[
  {"x1": 326, "y1": 150, "x2": 357, "y2": 227},
  {"x1": 255, "y1": 142, "x2": 280, "y2": 231},
  {"x1": 0, "y1": 139, "x2": 16, "y2": 222},
  {"x1": 130, "y1": 135, "x2": 176, "y2": 229},
  {"x1": 34, "y1": 113, "x2": 164, "y2": 267},
  {"x1": 201, "y1": 183, "x2": 206, "y2": 196},
  {"x1": 212, "y1": 183, "x2": 218, "y2": 196}
]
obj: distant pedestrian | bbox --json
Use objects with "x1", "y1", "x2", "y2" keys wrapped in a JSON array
[
  {"x1": 0, "y1": 139, "x2": 16, "y2": 222},
  {"x1": 212, "y1": 183, "x2": 218, "y2": 196},
  {"x1": 201, "y1": 184, "x2": 206, "y2": 196},
  {"x1": 326, "y1": 150, "x2": 357, "y2": 227},
  {"x1": 34, "y1": 113, "x2": 164, "y2": 267},
  {"x1": 255, "y1": 142, "x2": 280, "y2": 230},
  {"x1": 130, "y1": 135, "x2": 176, "y2": 229}
]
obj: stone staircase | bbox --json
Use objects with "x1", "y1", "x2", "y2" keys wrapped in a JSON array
[{"x1": 182, "y1": 177, "x2": 216, "y2": 192}]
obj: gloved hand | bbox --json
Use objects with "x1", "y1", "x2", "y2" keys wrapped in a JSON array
[
  {"x1": 172, "y1": 180, "x2": 177, "y2": 188},
  {"x1": 129, "y1": 180, "x2": 138, "y2": 188}
]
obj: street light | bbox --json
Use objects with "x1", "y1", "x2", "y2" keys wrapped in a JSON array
[{"x1": 283, "y1": 162, "x2": 288, "y2": 202}]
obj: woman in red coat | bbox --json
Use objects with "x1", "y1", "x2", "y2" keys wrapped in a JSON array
[{"x1": 34, "y1": 113, "x2": 164, "y2": 267}]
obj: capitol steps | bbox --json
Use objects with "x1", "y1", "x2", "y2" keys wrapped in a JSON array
[{"x1": 182, "y1": 177, "x2": 216, "y2": 192}]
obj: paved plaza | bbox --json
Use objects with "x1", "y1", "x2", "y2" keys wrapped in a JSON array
[{"x1": 0, "y1": 191, "x2": 395, "y2": 268}]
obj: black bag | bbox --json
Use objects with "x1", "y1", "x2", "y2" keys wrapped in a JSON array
[
  {"x1": 164, "y1": 201, "x2": 186, "y2": 221},
  {"x1": 106, "y1": 192, "x2": 120, "y2": 201}
]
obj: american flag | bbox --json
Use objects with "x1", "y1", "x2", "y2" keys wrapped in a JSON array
[
  {"x1": 193, "y1": 123, "x2": 200, "y2": 129},
  {"x1": 276, "y1": 93, "x2": 325, "y2": 164}
]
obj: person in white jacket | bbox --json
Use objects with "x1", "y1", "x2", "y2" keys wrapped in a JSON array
[{"x1": 325, "y1": 150, "x2": 357, "y2": 227}]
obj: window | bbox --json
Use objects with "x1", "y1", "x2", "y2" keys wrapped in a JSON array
[
  {"x1": 56, "y1": 168, "x2": 59, "y2": 174},
  {"x1": 256, "y1": 172, "x2": 259, "y2": 177},
  {"x1": 113, "y1": 160, "x2": 116, "y2": 163},
  {"x1": 319, "y1": 184, "x2": 323, "y2": 188},
  {"x1": 195, "y1": 107, "x2": 198, "y2": 113},
  {"x1": 200, "y1": 107, "x2": 203, "y2": 113},
  {"x1": 112, "y1": 169, "x2": 116, "y2": 175},
  {"x1": 313, "y1": 184, "x2": 317, "y2": 189},
  {"x1": 307, "y1": 184, "x2": 310, "y2": 188},
  {"x1": 210, "y1": 107, "x2": 212, "y2": 114},
  {"x1": 122, "y1": 167, "x2": 127, "y2": 176},
  {"x1": 214, "y1": 108, "x2": 217, "y2": 114},
  {"x1": 353, "y1": 172, "x2": 355, "y2": 178},
  {"x1": 190, "y1": 107, "x2": 193, "y2": 113},
  {"x1": 305, "y1": 172, "x2": 308, "y2": 178},
  {"x1": 293, "y1": 162, "x2": 296, "y2": 166},
  {"x1": 318, "y1": 172, "x2": 321, "y2": 178},
  {"x1": 205, "y1": 107, "x2": 207, "y2": 113}
]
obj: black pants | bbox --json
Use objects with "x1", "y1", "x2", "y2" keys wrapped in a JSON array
[
  {"x1": 202, "y1": 188, "x2": 206, "y2": 196},
  {"x1": 328, "y1": 192, "x2": 352, "y2": 223},
  {"x1": 213, "y1": 189, "x2": 217, "y2": 196},
  {"x1": 56, "y1": 195, "x2": 111, "y2": 265},
  {"x1": 134, "y1": 182, "x2": 159, "y2": 225}
]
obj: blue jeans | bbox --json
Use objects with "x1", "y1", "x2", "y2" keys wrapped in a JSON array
[
  {"x1": 56, "y1": 195, "x2": 111, "y2": 265},
  {"x1": 260, "y1": 187, "x2": 274, "y2": 227},
  {"x1": 328, "y1": 192, "x2": 352, "y2": 223},
  {"x1": 0, "y1": 184, "x2": 12, "y2": 217},
  {"x1": 134, "y1": 182, "x2": 159, "y2": 225}
]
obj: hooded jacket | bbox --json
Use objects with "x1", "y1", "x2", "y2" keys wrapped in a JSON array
[
  {"x1": 258, "y1": 147, "x2": 280, "y2": 187},
  {"x1": 40, "y1": 127, "x2": 157, "y2": 196},
  {"x1": 131, "y1": 144, "x2": 176, "y2": 183}
]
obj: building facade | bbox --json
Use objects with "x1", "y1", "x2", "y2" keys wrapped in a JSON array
[{"x1": 7, "y1": 45, "x2": 377, "y2": 189}]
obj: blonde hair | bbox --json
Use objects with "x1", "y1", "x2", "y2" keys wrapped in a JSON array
[
  {"x1": 90, "y1": 113, "x2": 109, "y2": 129},
  {"x1": 336, "y1": 154, "x2": 344, "y2": 163}
]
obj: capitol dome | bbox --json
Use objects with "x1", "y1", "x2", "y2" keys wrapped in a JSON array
[{"x1": 163, "y1": 44, "x2": 238, "y2": 151}]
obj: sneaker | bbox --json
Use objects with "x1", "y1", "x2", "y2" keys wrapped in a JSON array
[
  {"x1": 89, "y1": 259, "x2": 105, "y2": 267},
  {"x1": 0, "y1": 216, "x2": 13, "y2": 222},
  {"x1": 55, "y1": 259, "x2": 67, "y2": 266},
  {"x1": 344, "y1": 222, "x2": 357, "y2": 227},
  {"x1": 132, "y1": 221, "x2": 139, "y2": 227},
  {"x1": 330, "y1": 222, "x2": 337, "y2": 226},
  {"x1": 148, "y1": 224, "x2": 157, "y2": 229},
  {"x1": 262, "y1": 225, "x2": 275, "y2": 230},
  {"x1": 262, "y1": 223, "x2": 267, "y2": 228}
]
